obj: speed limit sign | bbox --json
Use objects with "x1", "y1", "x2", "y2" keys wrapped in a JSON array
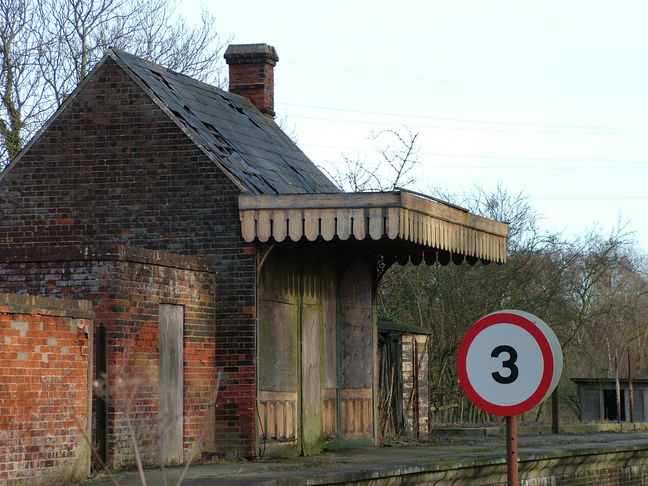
[{"x1": 457, "y1": 310, "x2": 563, "y2": 416}]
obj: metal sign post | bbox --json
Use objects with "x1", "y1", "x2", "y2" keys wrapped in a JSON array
[
  {"x1": 506, "y1": 415, "x2": 518, "y2": 486},
  {"x1": 457, "y1": 310, "x2": 563, "y2": 486}
]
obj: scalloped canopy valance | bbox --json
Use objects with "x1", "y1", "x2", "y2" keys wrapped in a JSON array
[{"x1": 239, "y1": 190, "x2": 508, "y2": 264}]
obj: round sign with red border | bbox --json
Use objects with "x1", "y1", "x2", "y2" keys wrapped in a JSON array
[{"x1": 457, "y1": 310, "x2": 563, "y2": 417}]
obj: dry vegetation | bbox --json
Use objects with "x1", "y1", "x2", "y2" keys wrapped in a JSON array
[{"x1": 378, "y1": 185, "x2": 648, "y2": 425}]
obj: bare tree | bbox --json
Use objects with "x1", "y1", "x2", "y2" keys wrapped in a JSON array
[
  {"x1": 327, "y1": 126, "x2": 648, "y2": 426},
  {"x1": 0, "y1": 0, "x2": 228, "y2": 168},
  {"x1": 0, "y1": 0, "x2": 46, "y2": 160},
  {"x1": 377, "y1": 185, "x2": 648, "y2": 424},
  {"x1": 321, "y1": 127, "x2": 420, "y2": 192},
  {"x1": 370, "y1": 128, "x2": 420, "y2": 190}
]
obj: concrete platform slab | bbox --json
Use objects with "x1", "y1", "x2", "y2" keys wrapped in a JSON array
[{"x1": 82, "y1": 430, "x2": 648, "y2": 486}]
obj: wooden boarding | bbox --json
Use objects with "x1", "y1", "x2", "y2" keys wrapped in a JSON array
[
  {"x1": 323, "y1": 388, "x2": 338, "y2": 438},
  {"x1": 159, "y1": 304, "x2": 184, "y2": 465},
  {"x1": 341, "y1": 387, "x2": 373, "y2": 440},
  {"x1": 258, "y1": 390, "x2": 297, "y2": 442}
]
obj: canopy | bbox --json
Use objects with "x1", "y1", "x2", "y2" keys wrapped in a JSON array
[{"x1": 239, "y1": 190, "x2": 508, "y2": 264}]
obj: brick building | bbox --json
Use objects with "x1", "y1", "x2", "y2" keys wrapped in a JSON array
[{"x1": 0, "y1": 43, "x2": 508, "y2": 475}]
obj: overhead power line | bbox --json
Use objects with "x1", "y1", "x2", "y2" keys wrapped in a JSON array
[
  {"x1": 281, "y1": 102, "x2": 648, "y2": 133},
  {"x1": 288, "y1": 114, "x2": 648, "y2": 136},
  {"x1": 283, "y1": 61, "x2": 648, "y2": 101},
  {"x1": 533, "y1": 195, "x2": 648, "y2": 201},
  {"x1": 314, "y1": 160, "x2": 646, "y2": 172},
  {"x1": 306, "y1": 144, "x2": 648, "y2": 167}
]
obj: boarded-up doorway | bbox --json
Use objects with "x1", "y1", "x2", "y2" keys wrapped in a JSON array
[
  {"x1": 339, "y1": 258, "x2": 375, "y2": 443},
  {"x1": 159, "y1": 304, "x2": 184, "y2": 464}
]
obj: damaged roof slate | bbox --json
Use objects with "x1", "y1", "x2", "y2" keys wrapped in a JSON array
[{"x1": 110, "y1": 48, "x2": 340, "y2": 196}]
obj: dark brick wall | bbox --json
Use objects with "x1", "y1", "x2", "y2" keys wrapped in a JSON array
[
  {"x1": 0, "y1": 56, "x2": 257, "y2": 457},
  {"x1": 0, "y1": 57, "x2": 244, "y2": 254}
]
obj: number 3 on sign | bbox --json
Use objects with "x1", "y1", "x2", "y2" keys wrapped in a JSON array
[
  {"x1": 491, "y1": 345, "x2": 518, "y2": 384},
  {"x1": 457, "y1": 310, "x2": 563, "y2": 417}
]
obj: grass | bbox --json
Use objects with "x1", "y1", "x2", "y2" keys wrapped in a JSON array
[{"x1": 70, "y1": 369, "x2": 224, "y2": 486}]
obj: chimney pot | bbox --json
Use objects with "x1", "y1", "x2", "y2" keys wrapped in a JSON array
[{"x1": 224, "y1": 43, "x2": 279, "y2": 118}]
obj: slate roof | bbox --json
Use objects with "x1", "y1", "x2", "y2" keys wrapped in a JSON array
[{"x1": 110, "y1": 49, "x2": 339, "y2": 195}]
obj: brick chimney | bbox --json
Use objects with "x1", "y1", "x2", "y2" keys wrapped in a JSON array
[{"x1": 224, "y1": 43, "x2": 279, "y2": 119}]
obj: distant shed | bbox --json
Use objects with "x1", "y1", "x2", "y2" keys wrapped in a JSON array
[
  {"x1": 378, "y1": 319, "x2": 431, "y2": 437},
  {"x1": 573, "y1": 377, "x2": 648, "y2": 423}
]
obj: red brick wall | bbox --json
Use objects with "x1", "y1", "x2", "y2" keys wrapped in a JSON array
[
  {"x1": 0, "y1": 246, "x2": 217, "y2": 467},
  {"x1": 227, "y1": 62, "x2": 276, "y2": 116},
  {"x1": 225, "y1": 45, "x2": 277, "y2": 117},
  {"x1": 0, "y1": 293, "x2": 93, "y2": 485},
  {"x1": 0, "y1": 55, "x2": 257, "y2": 457}
]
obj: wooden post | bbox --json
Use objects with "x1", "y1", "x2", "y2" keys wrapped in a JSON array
[
  {"x1": 615, "y1": 354, "x2": 621, "y2": 423},
  {"x1": 551, "y1": 389, "x2": 559, "y2": 434},
  {"x1": 628, "y1": 353, "x2": 634, "y2": 423},
  {"x1": 506, "y1": 415, "x2": 519, "y2": 486}
]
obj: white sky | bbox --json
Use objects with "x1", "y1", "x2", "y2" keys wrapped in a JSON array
[{"x1": 183, "y1": 1, "x2": 648, "y2": 252}]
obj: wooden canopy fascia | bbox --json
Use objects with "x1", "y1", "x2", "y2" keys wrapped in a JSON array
[{"x1": 238, "y1": 190, "x2": 509, "y2": 264}]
